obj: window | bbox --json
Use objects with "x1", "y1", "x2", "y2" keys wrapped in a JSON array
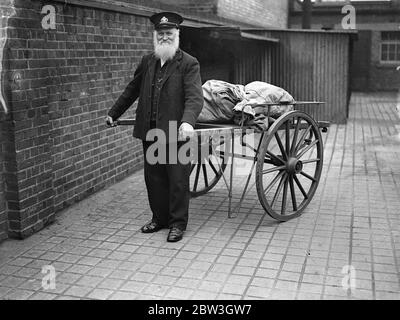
[{"x1": 381, "y1": 31, "x2": 400, "y2": 63}]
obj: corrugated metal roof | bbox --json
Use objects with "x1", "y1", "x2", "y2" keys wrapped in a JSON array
[
  {"x1": 240, "y1": 32, "x2": 279, "y2": 43},
  {"x1": 242, "y1": 27, "x2": 358, "y2": 35},
  {"x1": 181, "y1": 20, "x2": 218, "y2": 28},
  {"x1": 182, "y1": 25, "x2": 279, "y2": 43}
]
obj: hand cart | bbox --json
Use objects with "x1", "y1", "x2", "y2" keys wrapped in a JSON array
[{"x1": 115, "y1": 101, "x2": 329, "y2": 222}]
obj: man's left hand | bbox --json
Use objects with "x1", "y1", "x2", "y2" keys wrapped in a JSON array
[{"x1": 178, "y1": 122, "x2": 195, "y2": 141}]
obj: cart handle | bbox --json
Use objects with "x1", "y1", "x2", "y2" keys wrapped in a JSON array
[{"x1": 116, "y1": 119, "x2": 136, "y2": 126}]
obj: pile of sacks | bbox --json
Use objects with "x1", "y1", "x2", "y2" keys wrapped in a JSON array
[{"x1": 197, "y1": 80, "x2": 294, "y2": 130}]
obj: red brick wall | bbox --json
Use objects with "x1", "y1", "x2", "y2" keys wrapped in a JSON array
[
  {"x1": 1, "y1": 0, "x2": 153, "y2": 239},
  {"x1": 217, "y1": 0, "x2": 289, "y2": 28}
]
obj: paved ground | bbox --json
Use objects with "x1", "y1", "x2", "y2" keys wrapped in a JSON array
[{"x1": 0, "y1": 92, "x2": 399, "y2": 300}]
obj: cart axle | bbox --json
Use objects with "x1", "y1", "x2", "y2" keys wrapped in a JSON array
[{"x1": 287, "y1": 157, "x2": 303, "y2": 174}]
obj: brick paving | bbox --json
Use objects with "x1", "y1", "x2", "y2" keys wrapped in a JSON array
[{"x1": 0, "y1": 92, "x2": 399, "y2": 300}]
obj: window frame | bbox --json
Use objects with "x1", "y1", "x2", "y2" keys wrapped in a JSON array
[{"x1": 380, "y1": 31, "x2": 400, "y2": 64}]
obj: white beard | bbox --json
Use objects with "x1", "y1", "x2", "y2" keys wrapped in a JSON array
[{"x1": 153, "y1": 30, "x2": 180, "y2": 62}]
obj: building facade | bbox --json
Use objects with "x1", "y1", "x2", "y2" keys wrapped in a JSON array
[
  {"x1": 0, "y1": 0, "x2": 355, "y2": 242},
  {"x1": 0, "y1": 0, "x2": 290, "y2": 242},
  {"x1": 151, "y1": 0, "x2": 290, "y2": 28},
  {"x1": 289, "y1": 0, "x2": 400, "y2": 91}
]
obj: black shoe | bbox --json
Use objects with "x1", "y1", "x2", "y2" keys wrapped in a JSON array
[
  {"x1": 167, "y1": 227, "x2": 184, "y2": 242},
  {"x1": 141, "y1": 221, "x2": 164, "y2": 233}
]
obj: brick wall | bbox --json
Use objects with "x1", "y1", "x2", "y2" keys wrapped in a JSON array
[
  {"x1": 0, "y1": 111, "x2": 8, "y2": 242},
  {"x1": 0, "y1": 0, "x2": 153, "y2": 239},
  {"x1": 0, "y1": 0, "x2": 16, "y2": 242},
  {"x1": 130, "y1": 0, "x2": 288, "y2": 27},
  {"x1": 0, "y1": 113, "x2": 5, "y2": 241},
  {"x1": 0, "y1": 3, "x2": 6, "y2": 242},
  {"x1": 0, "y1": 117, "x2": 17, "y2": 240},
  {"x1": 217, "y1": 0, "x2": 289, "y2": 29},
  {"x1": 351, "y1": 30, "x2": 371, "y2": 91},
  {"x1": 369, "y1": 30, "x2": 400, "y2": 91},
  {"x1": 290, "y1": 12, "x2": 400, "y2": 30},
  {"x1": 0, "y1": 126, "x2": 6, "y2": 242},
  {"x1": 155, "y1": 0, "x2": 217, "y2": 14}
]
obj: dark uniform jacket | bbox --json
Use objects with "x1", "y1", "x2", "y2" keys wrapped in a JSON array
[{"x1": 108, "y1": 49, "x2": 203, "y2": 141}]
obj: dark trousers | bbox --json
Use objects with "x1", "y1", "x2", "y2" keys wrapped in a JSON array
[{"x1": 142, "y1": 140, "x2": 191, "y2": 231}]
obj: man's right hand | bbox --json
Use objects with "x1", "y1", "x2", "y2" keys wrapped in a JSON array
[{"x1": 106, "y1": 116, "x2": 116, "y2": 127}]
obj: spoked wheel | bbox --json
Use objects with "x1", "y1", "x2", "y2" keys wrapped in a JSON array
[
  {"x1": 255, "y1": 111, "x2": 323, "y2": 221},
  {"x1": 189, "y1": 135, "x2": 228, "y2": 197}
]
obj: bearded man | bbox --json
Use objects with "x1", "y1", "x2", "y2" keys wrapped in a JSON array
[{"x1": 106, "y1": 12, "x2": 203, "y2": 242}]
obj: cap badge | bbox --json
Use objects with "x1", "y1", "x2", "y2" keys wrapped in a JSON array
[{"x1": 161, "y1": 16, "x2": 168, "y2": 23}]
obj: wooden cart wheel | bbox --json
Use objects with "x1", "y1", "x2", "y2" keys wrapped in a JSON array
[
  {"x1": 190, "y1": 135, "x2": 228, "y2": 197},
  {"x1": 255, "y1": 111, "x2": 323, "y2": 221}
]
